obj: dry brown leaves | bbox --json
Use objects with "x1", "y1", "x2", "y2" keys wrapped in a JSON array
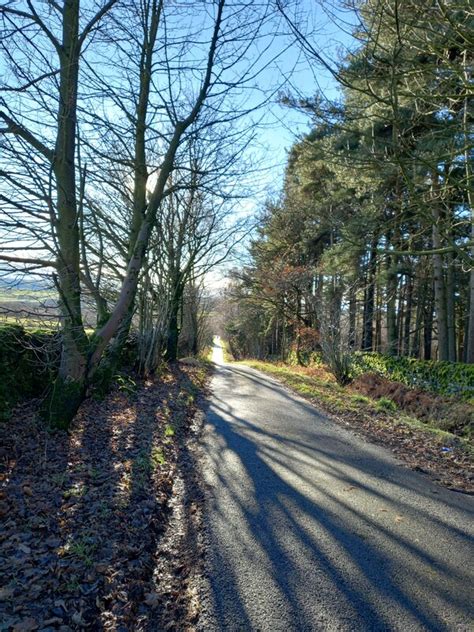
[
  {"x1": 352, "y1": 372, "x2": 473, "y2": 437},
  {"x1": 0, "y1": 363, "x2": 209, "y2": 631},
  {"x1": 314, "y1": 395, "x2": 473, "y2": 494}
]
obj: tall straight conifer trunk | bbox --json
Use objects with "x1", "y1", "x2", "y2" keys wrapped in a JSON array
[
  {"x1": 362, "y1": 242, "x2": 376, "y2": 351},
  {"x1": 463, "y1": 51, "x2": 474, "y2": 363},
  {"x1": 431, "y1": 203, "x2": 449, "y2": 362}
]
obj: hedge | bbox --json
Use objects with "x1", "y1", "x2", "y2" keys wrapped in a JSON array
[
  {"x1": 352, "y1": 352, "x2": 474, "y2": 402},
  {"x1": 0, "y1": 325, "x2": 59, "y2": 421}
]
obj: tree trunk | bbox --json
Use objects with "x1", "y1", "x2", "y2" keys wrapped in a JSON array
[
  {"x1": 462, "y1": 49, "x2": 474, "y2": 363},
  {"x1": 166, "y1": 309, "x2": 180, "y2": 362},
  {"x1": 411, "y1": 273, "x2": 424, "y2": 359},
  {"x1": 402, "y1": 275, "x2": 413, "y2": 356},
  {"x1": 362, "y1": 243, "x2": 376, "y2": 351},
  {"x1": 446, "y1": 251, "x2": 456, "y2": 361},
  {"x1": 165, "y1": 286, "x2": 183, "y2": 362},
  {"x1": 386, "y1": 253, "x2": 398, "y2": 356},
  {"x1": 432, "y1": 206, "x2": 449, "y2": 361},
  {"x1": 464, "y1": 129, "x2": 474, "y2": 362},
  {"x1": 466, "y1": 254, "x2": 474, "y2": 364},
  {"x1": 47, "y1": 0, "x2": 89, "y2": 428},
  {"x1": 396, "y1": 279, "x2": 405, "y2": 355},
  {"x1": 188, "y1": 285, "x2": 199, "y2": 356},
  {"x1": 375, "y1": 293, "x2": 382, "y2": 351},
  {"x1": 423, "y1": 283, "x2": 434, "y2": 360},
  {"x1": 349, "y1": 284, "x2": 357, "y2": 349}
]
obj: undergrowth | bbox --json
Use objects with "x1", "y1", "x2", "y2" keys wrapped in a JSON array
[{"x1": 239, "y1": 359, "x2": 473, "y2": 448}]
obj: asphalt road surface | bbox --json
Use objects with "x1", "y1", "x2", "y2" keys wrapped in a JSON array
[{"x1": 197, "y1": 338, "x2": 474, "y2": 631}]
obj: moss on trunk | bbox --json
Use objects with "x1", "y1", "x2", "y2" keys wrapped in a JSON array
[{"x1": 43, "y1": 376, "x2": 85, "y2": 430}]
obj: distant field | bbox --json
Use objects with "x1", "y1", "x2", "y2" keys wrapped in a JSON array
[
  {"x1": 0, "y1": 314, "x2": 60, "y2": 331},
  {"x1": 0, "y1": 288, "x2": 57, "y2": 303},
  {"x1": 0, "y1": 288, "x2": 99, "y2": 332},
  {"x1": 0, "y1": 288, "x2": 59, "y2": 330}
]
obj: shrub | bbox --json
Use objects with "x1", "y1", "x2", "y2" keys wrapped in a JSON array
[
  {"x1": 352, "y1": 352, "x2": 474, "y2": 402},
  {"x1": 323, "y1": 348, "x2": 353, "y2": 386},
  {"x1": 0, "y1": 325, "x2": 59, "y2": 420},
  {"x1": 287, "y1": 349, "x2": 324, "y2": 367},
  {"x1": 376, "y1": 397, "x2": 398, "y2": 412}
]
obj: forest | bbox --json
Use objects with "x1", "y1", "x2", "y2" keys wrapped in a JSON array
[
  {"x1": 0, "y1": 1, "x2": 473, "y2": 630},
  {"x1": 226, "y1": 0, "x2": 474, "y2": 376}
]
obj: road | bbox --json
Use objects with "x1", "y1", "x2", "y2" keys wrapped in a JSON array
[{"x1": 197, "y1": 338, "x2": 474, "y2": 631}]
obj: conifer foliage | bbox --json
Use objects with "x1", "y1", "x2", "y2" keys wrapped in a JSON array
[{"x1": 227, "y1": 0, "x2": 473, "y2": 372}]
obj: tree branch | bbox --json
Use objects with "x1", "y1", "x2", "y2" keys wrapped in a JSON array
[
  {"x1": 0, "y1": 254, "x2": 57, "y2": 268},
  {"x1": 79, "y1": 0, "x2": 118, "y2": 47},
  {"x1": 0, "y1": 111, "x2": 54, "y2": 162}
]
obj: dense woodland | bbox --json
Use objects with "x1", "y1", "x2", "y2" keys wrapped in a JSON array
[{"x1": 226, "y1": 0, "x2": 474, "y2": 376}]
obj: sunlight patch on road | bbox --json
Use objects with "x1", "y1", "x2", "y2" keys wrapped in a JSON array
[{"x1": 212, "y1": 335, "x2": 225, "y2": 365}]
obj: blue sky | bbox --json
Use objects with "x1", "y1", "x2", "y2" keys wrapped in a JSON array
[
  {"x1": 248, "y1": 0, "x2": 358, "y2": 199},
  {"x1": 207, "y1": 0, "x2": 359, "y2": 286}
]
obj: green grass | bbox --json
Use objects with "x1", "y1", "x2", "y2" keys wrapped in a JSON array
[
  {"x1": 114, "y1": 373, "x2": 137, "y2": 395},
  {"x1": 151, "y1": 447, "x2": 166, "y2": 467},
  {"x1": 51, "y1": 472, "x2": 68, "y2": 488},
  {"x1": 63, "y1": 483, "x2": 87, "y2": 499},
  {"x1": 0, "y1": 314, "x2": 94, "y2": 335},
  {"x1": 376, "y1": 397, "x2": 398, "y2": 412},
  {"x1": 238, "y1": 359, "x2": 472, "y2": 449},
  {"x1": 221, "y1": 339, "x2": 234, "y2": 363},
  {"x1": 62, "y1": 537, "x2": 97, "y2": 567},
  {"x1": 0, "y1": 288, "x2": 56, "y2": 302},
  {"x1": 135, "y1": 447, "x2": 167, "y2": 473},
  {"x1": 198, "y1": 347, "x2": 214, "y2": 364},
  {"x1": 0, "y1": 314, "x2": 59, "y2": 330},
  {"x1": 395, "y1": 413, "x2": 463, "y2": 443},
  {"x1": 164, "y1": 424, "x2": 175, "y2": 437}
]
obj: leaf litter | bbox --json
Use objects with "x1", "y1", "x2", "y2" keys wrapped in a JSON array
[{"x1": 0, "y1": 362, "x2": 210, "y2": 631}]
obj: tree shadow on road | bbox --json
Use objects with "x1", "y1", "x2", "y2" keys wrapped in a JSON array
[{"x1": 200, "y1": 366, "x2": 474, "y2": 631}]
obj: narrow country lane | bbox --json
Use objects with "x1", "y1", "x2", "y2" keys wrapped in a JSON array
[{"x1": 197, "y1": 338, "x2": 474, "y2": 632}]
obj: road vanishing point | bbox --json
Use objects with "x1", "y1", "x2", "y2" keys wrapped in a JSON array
[{"x1": 197, "y1": 338, "x2": 474, "y2": 632}]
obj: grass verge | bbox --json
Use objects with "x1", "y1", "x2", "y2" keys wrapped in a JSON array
[{"x1": 236, "y1": 359, "x2": 473, "y2": 492}]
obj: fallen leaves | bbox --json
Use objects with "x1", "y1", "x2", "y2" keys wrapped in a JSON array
[
  {"x1": 144, "y1": 591, "x2": 161, "y2": 608},
  {"x1": 12, "y1": 618, "x2": 38, "y2": 632},
  {"x1": 0, "y1": 363, "x2": 210, "y2": 630}
]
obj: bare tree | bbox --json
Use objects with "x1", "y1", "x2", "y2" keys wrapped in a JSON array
[
  {"x1": 1, "y1": 0, "x2": 118, "y2": 424},
  {"x1": 1, "y1": 0, "x2": 286, "y2": 426}
]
